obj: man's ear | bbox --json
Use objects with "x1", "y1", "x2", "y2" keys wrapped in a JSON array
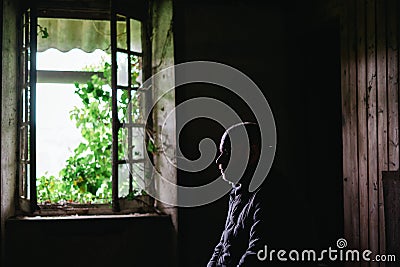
[{"x1": 249, "y1": 144, "x2": 260, "y2": 165}]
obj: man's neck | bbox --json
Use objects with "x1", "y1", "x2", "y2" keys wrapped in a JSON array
[{"x1": 232, "y1": 182, "x2": 242, "y2": 189}]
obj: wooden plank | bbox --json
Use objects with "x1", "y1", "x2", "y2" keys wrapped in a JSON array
[
  {"x1": 349, "y1": 0, "x2": 361, "y2": 259},
  {"x1": 356, "y1": 0, "x2": 369, "y2": 263},
  {"x1": 366, "y1": 0, "x2": 379, "y2": 266},
  {"x1": 340, "y1": 0, "x2": 352, "y2": 255},
  {"x1": 376, "y1": 0, "x2": 387, "y2": 265},
  {"x1": 387, "y1": 0, "x2": 399, "y2": 172}
]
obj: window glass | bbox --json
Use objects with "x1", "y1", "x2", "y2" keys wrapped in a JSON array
[
  {"x1": 117, "y1": 52, "x2": 129, "y2": 86},
  {"x1": 130, "y1": 19, "x2": 142, "y2": 53},
  {"x1": 117, "y1": 15, "x2": 127, "y2": 50}
]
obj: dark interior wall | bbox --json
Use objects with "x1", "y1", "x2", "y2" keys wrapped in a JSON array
[
  {"x1": 2, "y1": 0, "x2": 19, "y2": 265},
  {"x1": 174, "y1": 1, "x2": 344, "y2": 267},
  {"x1": 288, "y1": 17, "x2": 344, "y2": 255},
  {"x1": 5, "y1": 215, "x2": 176, "y2": 267},
  {"x1": 173, "y1": 2, "x2": 290, "y2": 266}
]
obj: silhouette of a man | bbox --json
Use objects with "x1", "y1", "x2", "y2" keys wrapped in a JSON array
[
  {"x1": 207, "y1": 122, "x2": 268, "y2": 266},
  {"x1": 207, "y1": 122, "x2": 315, "y2": 267}
]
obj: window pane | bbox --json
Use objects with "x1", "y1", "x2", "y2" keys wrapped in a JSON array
[
  {"x1": 117, "y1": 89, "x2": 129, "y2": 122},
  {"x1": 129, "y1": 90, "x2": 144, "y2": 123},
  {"x1": 36, "y1": 81, "x2": 114, "y2": 204},
  {"x1": 118, "y1": 163, "x2": 130, "y2": 197},
  {"x1": 130, "y1": 19, "x2": 142, "y2": 53},
  {"x1": 23, "y1": 16, "x2": 26, "y2": 47},
  {"x1": 27, "y1": 163, "x2": 31, "y2": 199},
  {"x1": 20, "y1": 125, "x2": 28, "y2": 161},
  {"x1": 118, "y1": 162, "x2": 145, "y2": 198},
  {"x1": 117, "y1": 52, "x2": 128, "y2": 87},
  {"x1": 131, "y1": 162, "x2": 145, "y2": 190},
  {"x1": 23, "y1": 12, "x2": 30, "y2": 46},
  {"x1": 20, "y1": 163, "x2": 27, "y2": 197},
  {"x1": 126, "y1": 126, "x2": 145, "y2": 160},
  {"x1": 132, "y1": 127, "x2": 145, "y2": 160},
  {"x1": 36, "y1": 84, "x2": 83, "y2": 179},
  {"x1": 21, "y1": 49, "x2": 27, "y2": 82},
  {"x1": 131, "y1": 55, "x2": 142, "y2": 87},
  {"x1": 118, "y1": 127, "x2": 126, "y2": 161},
  {"x1": 27, "y1": 124, "x2": 30, "y2": 161},
  {"x1": 21, "y1": 87, "x2": 26, "y2": 122},
  {"x1": 119, "y1": 126, "x2": 145, "y2": 162},
  {"x1": 26, "y1": 86, "x2": 31, "y2": 123},
  {"x1": 117, "y1": 87, "x2": 145, "y2": 161},
  {"x1": 117, "y1": 15, "x2": 127, "y2": 50},
  {"x1": 27, "y1": 48, "x2": 31, "y2": 73},
  {"x1": 118, "y1": 90, "x2": 144, "y2": 124}
]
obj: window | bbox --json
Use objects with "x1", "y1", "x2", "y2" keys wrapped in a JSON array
[{"x1": 17, "y1": 0, "x2": 153, "y2": 215}]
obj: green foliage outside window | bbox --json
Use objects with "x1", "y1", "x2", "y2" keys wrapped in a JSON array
[{"x1": 37, "y1": 57, "x2": 143, "y2": 204}]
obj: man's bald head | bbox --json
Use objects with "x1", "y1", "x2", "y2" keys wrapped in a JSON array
[{"x1": 216, "y1": 122, "x2": 261, "y2": 185}]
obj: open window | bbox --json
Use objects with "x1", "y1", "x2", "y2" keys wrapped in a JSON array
[{"x1": 17, "y1": 0, "x2": 154, "y2": 215}]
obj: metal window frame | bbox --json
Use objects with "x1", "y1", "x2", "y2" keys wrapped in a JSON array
[
  {"x1": 18, "y1": 7, "x2": 38, "y2": 214},
  {"x1": 111, "y1": 4, "x2": 148, "y2": 212},
  {"x1": 17, "y1": 0, "x2": 151, "y2": 215}
]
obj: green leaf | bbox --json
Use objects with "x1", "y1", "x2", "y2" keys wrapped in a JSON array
[
  {"x1": 95, "y1": 88, "x2": 103, "y2": 98},
  {"x1": 102, "y1": 94, "x2": 110, "y2": 102},
  {"x1": 87, "y1": 81, "x2": 95, "y2": 93},
  {"x1": 147, "y1": 140, "x2": 156, "y2": 153}
]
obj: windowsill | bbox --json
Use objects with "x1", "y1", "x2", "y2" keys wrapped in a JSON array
[
  {"x1": 17, "y1": 195, "x2": 161, "y2": 217},
  {"x1": 12, "y1": 212, "x2": 168, "y2": 221}
]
